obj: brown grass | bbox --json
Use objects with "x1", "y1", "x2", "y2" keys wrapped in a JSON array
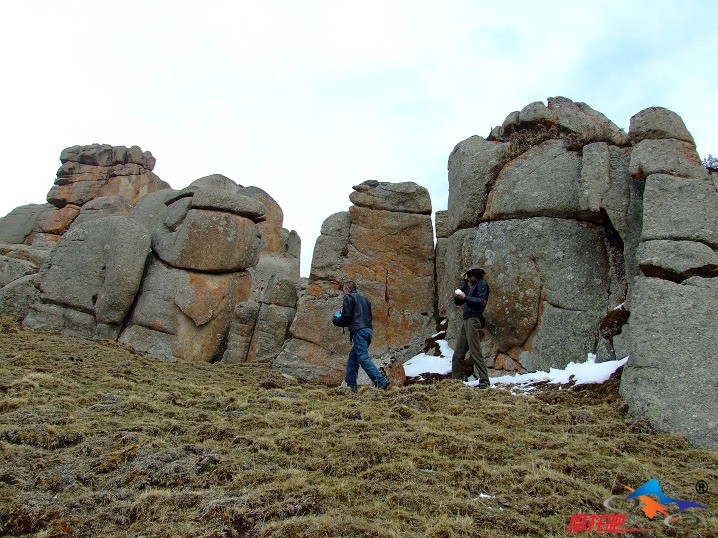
[{"x1": 1, "y1": 316, "x2": 716, "y2": 537}]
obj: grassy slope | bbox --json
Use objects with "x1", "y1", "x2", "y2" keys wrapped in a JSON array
[{"x1": 1, "y1": 316, "x2": 716, "y2": 538}]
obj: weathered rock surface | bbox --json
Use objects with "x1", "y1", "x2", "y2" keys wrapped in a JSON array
[
  {"x1": 119, "y1": 257, "x2": 251, "y2": 362},
  {"x1": 2, "y1": 149, "x2": 297, "y2": 367},
  {"x1": 71, "y1": 196, "x2": 134, "y2": 228},
  {"x1": 629, "y1": 106, "x2": 695, "y2": 145},
  {"x1": 0, "y1": 274, "x2": 39, "y2": 318},
  {"x1": 497, "y1": 97, "x2": 629, "y2": 147},
  {"x1": 441, "y1": 98, "x2": 634, "y2": 375},
  {"x1": 484, "y1": 139, "x2": 584, "y2": 220},
  {"x1": 183, "y1": 176, "x2": 301, "y2": 364},
  {"x1": 435, "y1": 210, "x2": 450, "y2": 319},
  {"x1": 153, "y1": 207, "x2": 262, "y2": 272},
  {"x1": 444, "y1": 218, "x2": 616, "y2": 373},
  {"x1": 440, "y1": 98, "x2": 716, "y2": 450},
  {"x1": 47, "y1": 144, "x2": 169, "y2": 208},
  {"x1": 641, "y1": 174, "x2": 718, "y2": 247},
  {"x1": 274, "y1": 181, "x2": 435, "y2": 385},
  {"x1": 620, "y1": 277, "x2": 718, "y2": 450},
  {"x1": 618, "y1": 105, "x2": 718, "y2": 450},
  {"x1": 0, "y1": 255, "x2": 39, "y2": 288},
  {"x1": 0, "y1": 204, "x2": 55, "y2": 245},
  {"x1": 24, "y1": 216, "x2": 151, "y2": 339},
  {"x1": 446, "y1": 136, "x2": 509, "y2": 235}
]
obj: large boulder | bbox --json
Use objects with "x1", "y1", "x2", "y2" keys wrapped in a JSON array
[
  {"x1": 118, "y1": 177, "x2": 296, "y2": 364},
  {"x1": 0, "y1": 255, "x2": 39, "y2": 288},
  {"x1": 274, "y1": 181, "x2": 435, "y2": 385},
  {"x1": 446, "y1": 136, "x2": 509, "y2": 235},
  {"x1": 444, "y1": 218, "x2": 616, "y2": 373},
  {"x1": 483, "y1": 139, "x2": 585, "y2": 220},
  {"x1": 618, "y1": 106, "x2": 718, "y2": 450},
  {"x1": 496, "y1": 96, "x2": 629, "y2": 147},
  {"x1": 150, "y1": 186, "x2": 265, "y2": 273},
  {"x1": 441, "y1": 100, "x2": 636, "y2": 374},
  {"x1": 119, "y1": 257, "x2": 252, "y2": 362},
  {"x1": 0, "y1": 274, "x2": 39, "y2": 319},
  {"x1": 620, "y1": 277, "x2": 718, "y2": 450},
  {"x1": 448, "y1": 99, "x2": 716, "y2": 449},
  {"x1": 187, "y1": 176, "x2": 301, "y2": 364},
  {"x1": 70, "y1": 196, "x2": 134, "y2": 228},
  {"x1": 0, "y1": 204, "x2": 55, "y2": 245},
  {"x1": 47, "y1": 144, "x2": 169, "y2": 208},
  {"x1": 23, "y1": 216, "x2": 151, "y2": 340}
]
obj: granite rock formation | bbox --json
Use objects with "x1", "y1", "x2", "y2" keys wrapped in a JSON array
[
  {"x1": 618, "y1": 107, "x2": 717, "y2": 451},
  {"x1": 439, "y1": 98, "x2": 716, "y2": 449},
  {"x1": 273, "y1": 181, "x2": 436, "y2": 385},
  {"x1": 1, "y1": 154, "x2": 299, "y2": 365}
]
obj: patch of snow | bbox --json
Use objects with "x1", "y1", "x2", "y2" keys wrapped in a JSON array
[{"x1": 403, "y1": 340, "x2": 628, "y2": 389}]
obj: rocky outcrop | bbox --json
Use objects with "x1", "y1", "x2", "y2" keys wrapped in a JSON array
[
  {"x1": 117, "y1": 180, "x2": 275, "y2": 362},
  {"x1": 0, "y1": 204, "x2": 56, "y2": 246},
  {"x1": 0, "y1": 145, "x2": 169, "y2": 320},
  {"x1": 24, "y1": 216, "x2": 151, "y2": 340},
  {"x1": 48, "y1": 144, "x2": 168, "y2": 208},
  {"x1": 18, "y1": 144, "x2": 171, "y2": 247},
  {"x1": 274, "y1": 180, "x2": 436, "y2": 385},
  {"x1": 1, "y1": 101, "x2": 715, "y2": 451},
  {"x1": 442, "y1": 97, "x2": 633, "y2": 375},
  {"x1": 618, "y1": 107, "x2": 718, "y2": 450},
  {"x1": 2, "y1": 157, "x2": 298, "y2": 365},
  {"x1": 441, "y1": 98, "x2": 716, "y2": 449},
  {"x1": 176, "y1": 175, "x2": 302, "y2": 365}
]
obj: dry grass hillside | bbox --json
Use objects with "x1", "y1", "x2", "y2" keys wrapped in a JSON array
[{"x1": 1, "y1": 316, "x2": 716, "y2": 537}]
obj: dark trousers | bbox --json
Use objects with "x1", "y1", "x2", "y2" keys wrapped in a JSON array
[
  {"x1": 451, "y1": 317, "x2": 490, "y2": 385},
  {"x1": 344, "y1": 328, "x2": 387, "y2": 389}
]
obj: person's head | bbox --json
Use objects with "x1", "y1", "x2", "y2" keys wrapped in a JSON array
[
  {"x1": 465, "y1": 268, "x2": 485, "y2": 282},
  {"x1": 342, "y1": 280, "x2": 357, "y2": 294}
]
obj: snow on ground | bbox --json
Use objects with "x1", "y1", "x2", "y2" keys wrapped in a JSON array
[{"x1": 402, "y1": 340, "x2": 628, "y2": 390}]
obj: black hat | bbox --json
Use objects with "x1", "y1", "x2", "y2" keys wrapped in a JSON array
[{"x1": 462, "y1": 264, "x2": 486, "y2": 277}]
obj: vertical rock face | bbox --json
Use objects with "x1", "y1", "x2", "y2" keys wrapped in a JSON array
[
  {"x1": 618, "y1": 107, "x2": 718, "y2": 451},
  {"x1": 23, "y1": 216, "x2": 151, "y2": 340},
  {"x1": 442, "y1": 97, "x2": 633, "y2": 375},
  {"x1": 441, "y1": 98, "x2": 716, "y2": 449},
  {"x1": 4, "y1": 158, "x2": 298, "y2": 366},
  {"x1": 117, "y1": 177, "x2": 300, "y2": 364},
  {"x1": 274, "y1": 180, "x2": 436, "y2": 385},
  {"x1": 182, "y1": 175, "x2": 302, "y2": 365}
]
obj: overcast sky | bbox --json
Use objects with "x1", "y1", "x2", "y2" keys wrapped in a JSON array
[{"x1": 1, "y1": 1, "x2": 716, "y2": 276}]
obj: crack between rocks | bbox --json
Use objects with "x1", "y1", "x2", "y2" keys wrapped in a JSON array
[
  {"x1": 132, "y1": 322, "x2": 175, "y2": 336},
  {"x1": 459, "y1": 215, "x2": 608, "y2": 235},
  {"x1": 38, "y1": 297, "x2": 95, "y2": 317},
  {"x1": 354, "y1": 204, "x2": 430, "y2": 216}
]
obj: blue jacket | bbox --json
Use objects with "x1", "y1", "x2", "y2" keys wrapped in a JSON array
[
  {"x1": 454, "y1": 278, "x2": 489, "y2": 320},
  {"x1": 333, "y1": 290, "x2": 373, "y2": 334}
]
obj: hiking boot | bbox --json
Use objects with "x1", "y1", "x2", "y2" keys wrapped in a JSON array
[
  {"x1": 378, "y1": 380, "x2": 390, "y2": 390},
  {"x1": 477, "y1": 381, "x2": 490, "y2": 390}
]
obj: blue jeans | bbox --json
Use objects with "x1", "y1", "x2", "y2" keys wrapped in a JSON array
[{"x1": 345, "y1": 328, "x2": 388, "y2": 389}]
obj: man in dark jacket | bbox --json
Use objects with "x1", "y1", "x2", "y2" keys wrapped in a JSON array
[
  {"x1": 452, "y1": 266, "x2": 491, "y2": 388},
  {"x1": 332, "y1": 280, "x2": 390, "y2": 392}
]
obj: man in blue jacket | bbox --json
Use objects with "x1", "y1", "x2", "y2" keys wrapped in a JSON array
[
  {"x1": 332, "y1": 280, "x2": 390, "y2": 392},
  {"x1": 452, "y1": 266, "x2": 491, "y2": 388}
]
